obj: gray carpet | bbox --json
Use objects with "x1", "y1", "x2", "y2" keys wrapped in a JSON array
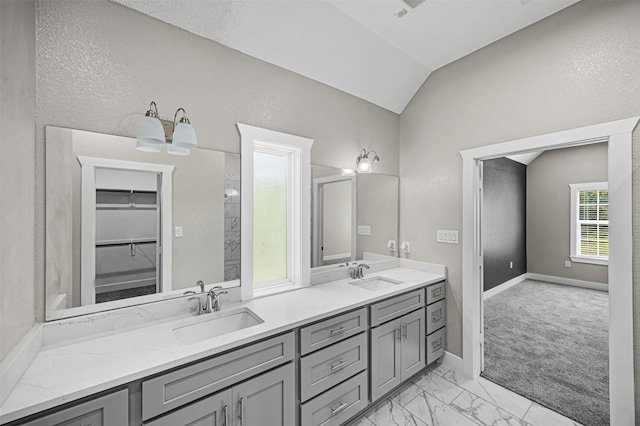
[{"x1": 481, "y1": 280, "x2": 609, "y2": 426}]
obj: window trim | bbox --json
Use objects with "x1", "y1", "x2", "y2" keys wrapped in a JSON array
[
  {"x1": 238, "y1": 123, "x2": 313, "y2": 300},
  {"x1": 569, "y1": 181, "x2": 608, "y2": 265}
]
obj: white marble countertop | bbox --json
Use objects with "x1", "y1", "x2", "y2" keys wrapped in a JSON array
[{"x1": 0, "y1": 264, "x2": 445, "y2": 424}]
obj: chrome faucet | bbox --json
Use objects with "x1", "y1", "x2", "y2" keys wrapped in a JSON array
[
  {"x1": 204, "y1": 286, "x2": 228, "y2": 313},
  {"x1": 349, "y1": 263, "x2": 370, "y2": 279},
  {"x1": 357, "y1": 263, "x2": 370, "y2": 279}
]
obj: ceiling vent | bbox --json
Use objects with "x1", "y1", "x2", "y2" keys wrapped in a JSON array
[{"x1": 402, "y1": 0, "x2": 426, "y2": 9}]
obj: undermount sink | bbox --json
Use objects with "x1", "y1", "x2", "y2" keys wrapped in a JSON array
[
  {"x1": 348, "y1": 276, "x2": 403, "y2": 291},
  {"x1": 173, "y1": 307, "x2": 264, "y2": 345}
]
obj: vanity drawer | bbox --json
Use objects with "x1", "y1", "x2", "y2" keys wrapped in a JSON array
[
  {"x1": 300, "y1": 307, "x2": 367, "y2": 355},
  {"x1": 300, "y1": 333, "x2": 368, "y2": 402},
  {"x1": 427, "y1": 327, "x2": 446, "y2": 364},
  {"x1": 370, "y1": 289, "x2": 425, "y2": 327},
  {"x1": 142, "y1": 331, "x2": 294, "y2": 421},
  {"x1": 300, "y1": 370, "x2": 368, "y2": 426},
  {"x1": 426, "y1": 281, "x2": 446, "y2": 305},
  {"x1": 21, "y1": 388, "x2": 128, "y2": 426},
  {"x1": 426, "y1": 299, "x2": 446, "y2": 335}
]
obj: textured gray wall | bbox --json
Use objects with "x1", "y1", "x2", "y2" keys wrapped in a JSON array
[
  {"x1": 482, "y1": 158, "x2": 527, "y2": 292},
  {"x1": 33, "y1": 0, "x2": 399, "y2": 324},
  {"x1": 0, "y1": 0, "x2": 36, "y2": 362},
  {"x1": 527, "y1": 144, "x2": 608, "y2": 284},
  {"x1": 399, "y1": 1, "x2": 640, "y2": 360}
]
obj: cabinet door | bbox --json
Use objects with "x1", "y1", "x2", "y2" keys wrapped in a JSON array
[
  {"x1": 232, "y1": 363, "x2": 295, "y2": 426},
  {"x1": 370, "y1": 318, "x2": 402, "y2": 402},
  {"x1": 21, "y1": 389, "x2": 128, "y2": 426},
  {"x1": 400, "y1": 308, "x2": 426, "y2": 381},
  {"x1": 146, "y1": 389, "x2": 232, "y2": 426}
]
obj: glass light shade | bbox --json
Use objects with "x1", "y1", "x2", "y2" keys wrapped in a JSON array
[
  {"x1": 137, "y1": 116, "x2": 166, "y2": 147},
  {"x1": 357, "y1": 157, "x2": 372, "y2": 173},
  {"x1": 172, "y1": 122, "x2": 198, "y2": 149},
  {"x1": 167, "y1": 143, "x2": 190, "y2": 156},
  {"x1": 136, "y1": 138, "x2": 162, "y2": 153}
]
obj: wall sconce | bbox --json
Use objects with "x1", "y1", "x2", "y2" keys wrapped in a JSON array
[
  {"x1": 356, "y1": 149, "x2": 379, "y2": 173},
  {"x1": 136, "y1": 101, "x2": 198, "y2": 155}
]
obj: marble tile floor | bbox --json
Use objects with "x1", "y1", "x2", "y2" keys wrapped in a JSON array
[{"x1": 348, "y1": 364, "x2": 583, "y2": 426}]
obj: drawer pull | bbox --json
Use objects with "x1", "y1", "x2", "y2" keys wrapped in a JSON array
[
  {"x1": 238, "y1": 397, "x2": 244, "y2": 425},
  {"x1": 330, "y1": 359, "x2": 348, "y2": 371},
  {"x1": 432, "y1": 338, "x2": 442, "y2": 352},
  {"x1": 432, "y1": 309, "x2": 442, "y2": 322},
  {"x1": 222, "y1": 404, "x2": 228, "y2": 426},
  {"x1": 431, "y1": 287, "x2": 442, "y2": 297},
  {"x1": 331, "y1": 401, "x2": 349, "y2": 415},
  {"x1": 330, "y1": 327, "x2": 346, "y2": 336}
]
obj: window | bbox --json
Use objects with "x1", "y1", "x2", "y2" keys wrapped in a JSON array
[
  {"x1": 569, "y1": 182, "x2": 608, "y2": 265},
  {"x1": 238, "y1": 124, "x2": 313, "y2": 299}
]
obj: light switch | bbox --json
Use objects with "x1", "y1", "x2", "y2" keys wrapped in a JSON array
[
  {"x1": 437, "y1": 230, "x2": 459, "y2": 244},
  {"x1": 358, "y1": 225, "x2": 371, "y2": 236},
  {"x1": 175, "y1": 226, "x2": 183, "y2": 238}
]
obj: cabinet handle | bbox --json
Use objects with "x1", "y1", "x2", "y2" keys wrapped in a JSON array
[
  {"x1": 330, "y1": 359, "x2": 347, "y2": 371},
  {"x1": 395, "y1": 328, "x2": 401, "y2": 341},
  {"x1": 238, "y1": 397, "x2": 244, "y2": 425},
  {"x1": 432, "y1": 287, "x2": 442, "y2": 297},
  {"x1": 331, "y1": 401, "x2": 349, "y2": 415},
  {"x1": 432, "y1": 309, "x2": 442, "y2": 322},
  {"x1": 432, "y1": 337, "x2": 442, "y2": 351},
  {"x1": 222, "y1": 404, "x2": 228, "y2": 426},
  {"x1": 401, "y1": 324, "x2": 407, "y2": 339},
  {"x1": 330, "y1": 326, "x2": 345, "y2": 336}
]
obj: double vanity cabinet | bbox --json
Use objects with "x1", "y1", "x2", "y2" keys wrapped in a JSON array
[{"x1": 9, "y1": 279, "x2": 446, "y2": 426}]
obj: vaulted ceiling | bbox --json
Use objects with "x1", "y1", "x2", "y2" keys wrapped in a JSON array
[{"x1": 113, "y1": 0, "x2": 579, "y2": 113}]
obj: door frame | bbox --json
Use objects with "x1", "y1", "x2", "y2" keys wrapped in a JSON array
[
  {"x1": 312, "y1": 174, "x2": 357, "y2": 267},
  {"x1": 78, "y1": 156, "x2": 175, "y2": 305},
  {"x1": 460, "y1": 117, "x2": 639, "y2": 424}
]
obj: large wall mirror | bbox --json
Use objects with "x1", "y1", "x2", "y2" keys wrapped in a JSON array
[
  {"x1": 311, "y1": 164, "x2": 399, "y2": 268},
  {"x1": 45, "y1": 127, "x2": 240, "y2": 320}
]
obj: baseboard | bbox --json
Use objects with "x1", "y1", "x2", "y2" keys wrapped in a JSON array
[
  {"x1": 483, "y1": 273, "x2": 528, "y2": 300},
  {"x1": 527, "y1": 273, "x2": 608, "y2": 292},
  {"x1": 442, "y1": 351, "x2": 463, "y2": 374},
  {"x1": 0, "y1": 324, "x2": 42, "y2": 405}
]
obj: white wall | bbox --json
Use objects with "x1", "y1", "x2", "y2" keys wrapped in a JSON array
[
  {"x1": 527, "y1": 143, "x2": 608, "y2": 284},
  {"x1": 32, "y1": 0, "x2": 399, "y2": 323},
  {"x1": 399, "y1": 1, "x2": 640, "y2": 362},
  {"x1": 0, "y1": 0, "x2": 36, "y2": 362}
]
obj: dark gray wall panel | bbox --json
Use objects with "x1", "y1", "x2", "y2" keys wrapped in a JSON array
[{"x1": 482, "y1": 158, "x2": 527, "y2": 291}]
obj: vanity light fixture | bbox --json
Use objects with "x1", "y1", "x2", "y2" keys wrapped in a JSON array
[
  {"x1": 136, "y1": 101, "x2": 198, "y2": 155},
  {"x1": 356, "y1": 149, "x2": 379, "y2": 173}
]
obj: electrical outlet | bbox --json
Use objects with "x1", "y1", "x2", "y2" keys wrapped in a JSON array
[
  {"x1": 400, "y1": 241, "x2": 410, "y2": 254},
  {"x1": 387, "y1": 240, "x2": 397, "y2": 252},
  {"x1": 565, "y1": 260, "x2": 572, "y2": 268},
  {"x1": 175, "y1": 226, "x2": 183, "y2": 238}
]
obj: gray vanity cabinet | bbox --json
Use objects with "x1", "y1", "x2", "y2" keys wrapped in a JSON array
[
  {"x1": 370, "y1": 293, "x2": 426, "y2": 402},
  {"x1": 19, "y1": 388, "x2": 128, "y2": 426},
  {"x1": 425, "y1": 281, "x2": 446, "y2": 365},
  {"x1": 233, "y1": 363, "x2": 295, "y2": 426},
  {"x1": 298, "y1": 307, "x2": 369, "y2": 426},
  {"x1": 145, "y1": 363, "x2": 294, "y2": 426}
]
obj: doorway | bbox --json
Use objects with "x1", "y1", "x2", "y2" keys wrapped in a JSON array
[
  {"x1": 78, "y1": 156, "x2": 175, "y2": 305},
  {"x1": 460, "y1": 117, "x2": 638, "y2": 424}
]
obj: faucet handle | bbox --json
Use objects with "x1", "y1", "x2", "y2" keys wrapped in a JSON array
[{"x1": 183, "y1": 290, "x2": 196, "y2": 296}]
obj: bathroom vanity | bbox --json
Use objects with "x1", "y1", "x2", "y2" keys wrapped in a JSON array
[{"x1": 0, "y1": 262, "x2": 446, "y2": 426}]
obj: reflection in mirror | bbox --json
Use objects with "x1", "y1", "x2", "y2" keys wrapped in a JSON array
[
  {"x1": 45, "y1": 127, "x2": 240, "y2": 320},
  {"x1": 311, "y1": 165, "x2": 399, "y2": 268}
]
